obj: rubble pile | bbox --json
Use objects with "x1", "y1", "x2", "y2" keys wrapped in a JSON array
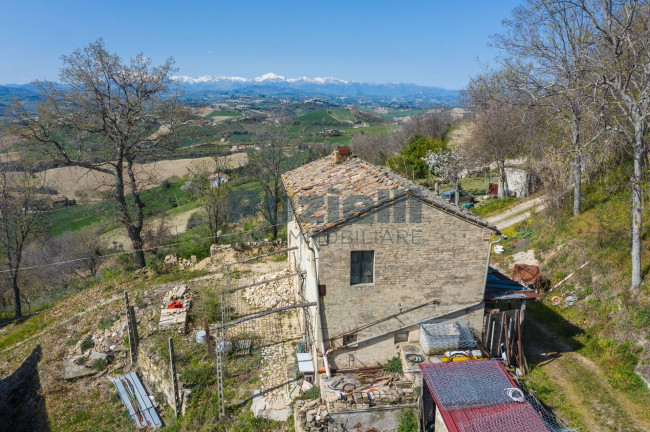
[
  {"x1": 243, "y1": 269, "x2": 297, "y2": 309},
  {"x1": 322, "y1": 373, "x2": 418, "y2": 412},
  {"x1": 294, "y1": 400, "x2": 330, "y2": 432},
  {"x1": 62, "y1": 314, "x2": 130, "y2": 380}
]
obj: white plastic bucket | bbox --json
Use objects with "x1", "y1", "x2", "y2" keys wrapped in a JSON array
[{"x1": 196, "y1": 330, "x2": 206, "y2": 344}]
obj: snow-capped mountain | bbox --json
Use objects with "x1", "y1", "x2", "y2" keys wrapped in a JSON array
[
  {"x1": 173, "y1": 73, "x2": 459, "y2": 105},
  {"x1": 173, "y1": 72, "x2": 349, "y2": 85}
]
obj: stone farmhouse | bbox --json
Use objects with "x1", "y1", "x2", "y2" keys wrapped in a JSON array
[{"x1": 282, "y1": 147, "x2": 502, "y2": 379}]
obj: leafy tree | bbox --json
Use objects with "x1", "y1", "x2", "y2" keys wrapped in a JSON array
[
  {"x1": 388, "y1": 136, "x2": 447, "y2": 179},
  {"x1": 11, "y1": 39, "x2": 185, "y2": 268}
]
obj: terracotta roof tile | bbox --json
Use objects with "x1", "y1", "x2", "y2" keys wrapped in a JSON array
[{"x1": 281, "y1": 153, "x2": 498, "y2": 235}]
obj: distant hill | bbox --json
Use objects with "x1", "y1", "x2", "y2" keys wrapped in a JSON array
[
  {"x1": 174, "y1": 73, "x2": 460, "y2": 106},
  {"x1": 0, "y1": 84, "x2": 40, "y2": 114},
  {"x1": 294, "y1": 108, "x2": 386, "y2": 125}
]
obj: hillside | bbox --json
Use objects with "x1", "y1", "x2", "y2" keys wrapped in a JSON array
[
  {"x1": 293, "y1": 108, "x2": 385, "y2": 125},
  {"x1": 477, "y1": 181, "x2": 650, "y2": 430}
]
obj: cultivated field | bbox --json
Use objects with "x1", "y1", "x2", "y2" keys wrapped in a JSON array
[{"x1": 37, "y1": 153, "x2": 248, "y2": 201}]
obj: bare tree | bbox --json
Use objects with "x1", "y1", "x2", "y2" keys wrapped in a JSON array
[
  {"x1": 248, "y1": 120, "x2": 290, "y2": 240},
  {"x1": 192, "y1": 157, "x2": 231, "y2": 244},
  {"x1": 350, "y1": 130, "x2": 393, "y2": 165},
  {"x1": 495, "y1": 0, "x2": 606, "y2": 216},
  {"x1": 464, "y1": 69, "x2": 524, "y2": 197},
  {"x1": 0, "y1": 154, "x2": 47, "y2": 318},
  {"x1": 11, "y1": 39, "x2": 185, "y2": 268},
  {"x1": 571, "y1": 0, "x2": 650, "y2": 289}
]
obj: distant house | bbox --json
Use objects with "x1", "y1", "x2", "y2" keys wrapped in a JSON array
[
  {"x1": 51, "y1": 196, "x2": 69, "y2": 209},
  {"x1": 209, "y1": 173, "x2": 230, "y2": 188}
]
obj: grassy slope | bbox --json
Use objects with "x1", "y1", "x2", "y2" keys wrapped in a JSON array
[
  {"x1": 487, "y1": 178, "x2": 650, "y2": 430},
  {"x1": 293, "y1": 109, "x2": 342, "y2": 124},
  {"x1": 207, "y1": 109, "x2": 243, "y2": 118}
]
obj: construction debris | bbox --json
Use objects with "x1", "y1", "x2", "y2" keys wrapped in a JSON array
[
  {"x1": 111, "y1": 371, "x2": 162, "y2": 429},
  {"x1": 159, "y1": 285, "x2": 191, "y2": 333}
]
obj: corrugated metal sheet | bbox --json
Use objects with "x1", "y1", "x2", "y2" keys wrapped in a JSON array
[
  {"x1": 111, "y1": 371, "x2": 162, "y2": 429},
  {"x1": 485, "y1": 267, "x2": 539, "y2": 301}
]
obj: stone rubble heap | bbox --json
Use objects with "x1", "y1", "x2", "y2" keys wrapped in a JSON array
[
  {"x1": 243, "y1": 269, "x2": 297, "y2": 310},
  {"x1": 63, "y1": 313, "x2": 130, "y2": 380},
  {"x1": 294, "y1": 399, "x2": 330, "y2": 432}
]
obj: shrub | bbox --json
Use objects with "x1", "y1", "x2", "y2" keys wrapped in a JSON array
[
  {"x1": 294, "y1": 385, "x2": 320, "y2": 401},
  {"x1": 93, "y1": 358, "x2": 108, "y2": 371},
  {"x1": 98, "y1": 313, "x2": 120, "y2": 330},
  {"x1": 383, "y1": 355, "x2": 403, "y2": 374},
  {"x1": 186, "y1": 212, "x2": 204, "y2": 231},
  {"x1": 80, "y1": 334, "x2": 95, "y2": 352},
  {"x1": 162, "y1": 179, "x2": 171, "y2": 189},
  {"x1": 397, "y1": 408, "x2": 417, "y2": 432}
]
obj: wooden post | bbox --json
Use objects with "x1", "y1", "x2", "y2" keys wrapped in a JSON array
[
  {"x1": 124, "y1": 291, "x2": 137, "y2": 365},
  {"x1": 169, "y1": 337, "x2": 181, "y2": 418},
  {"x1": 517, "y1": 310, "x2": 524, "y2": 375},
  {"x1": 205, "y1": 318, "x2": 214, "y2": 360}
]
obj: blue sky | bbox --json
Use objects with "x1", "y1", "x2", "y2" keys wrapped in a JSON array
[{"x1": 0, "y1": 0, "x2": 520, "y2": 89}]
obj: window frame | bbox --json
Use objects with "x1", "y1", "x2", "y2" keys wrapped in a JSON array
[{"x1": 350, "y1": 250, "x2": 375, "y2": 285}]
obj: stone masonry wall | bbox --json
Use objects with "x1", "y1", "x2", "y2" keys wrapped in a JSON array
[{"x1": 315, "y1": 196, "x2": 491, "y2": 368}]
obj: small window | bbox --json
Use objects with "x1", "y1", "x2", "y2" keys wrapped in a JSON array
[
  {"x1": 394, "y1": 332, "x2": 409, "y2": 344},
  {"x1": 343, "y1": 334, "x2": 357, "y2": 345},
  {"x1": 351, "y1": 251, "x2": 374, "y2": 285}
]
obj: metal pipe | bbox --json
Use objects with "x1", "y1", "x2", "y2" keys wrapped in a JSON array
[
  {"x1": 345, "y1": 300, "x2": 484, "y2": 348},
  {"x1": 483, "y1": 234, "x2": 507, "y2": 296},
  {"x1": 322, "y1": 342, "x2": 332, "y2": 378},
  {"x1": 489, "y1": 320, "x2": 496, "y2": 356},
  {"x1": 345, "y1": 232, "x2": 506, "y2": 351}
]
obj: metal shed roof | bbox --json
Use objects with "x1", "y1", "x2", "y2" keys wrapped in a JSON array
[{"x1": 420, "y1": 361, "x2": 550, "y2": 432}]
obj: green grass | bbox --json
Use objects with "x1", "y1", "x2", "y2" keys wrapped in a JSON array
[
  {"x1": 207, "y1": 109, "x2": 243, "y2": 118},
  {"x1": 294, "y1": 109, "x2": 345, "y2": 124},
  {"x1": 471, "y1": 196, "x2": 520, "y2": 217},
  {"x1": 44, "y1": 179, "x2": 195, "y2": 236}
]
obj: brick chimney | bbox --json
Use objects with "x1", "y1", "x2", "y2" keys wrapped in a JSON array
[{"x1": 333, "y1": 146, "x2": 351, "y2": 163}]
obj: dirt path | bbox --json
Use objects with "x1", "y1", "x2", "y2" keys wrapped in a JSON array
[
  {"x1": 526, "y1": 319, "x2": 650, "y2": 431},
  {"x1": 487, "y1": 196, "x2": 547, "y2": 229}
]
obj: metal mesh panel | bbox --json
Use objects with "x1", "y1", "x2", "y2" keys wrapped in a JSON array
[
  {"x1": 457, "y1": 404, "x2": 550, "y2": 432},
  {"x1": 421, "y1": 361, "x2": 576, "y2": 432},
  {"x1": 419, "y1": 319, "x2": 477, "y2": 354},
  {"x1": 421, "y1": 360, "x2": 514, "y2": 410}
]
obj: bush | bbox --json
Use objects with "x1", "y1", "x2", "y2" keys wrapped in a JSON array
[
  {"x1": 383, "y1": 355, "x2": 403, "y2": 374},
  {"x1": 80, "y1": 334, "x2": 95, "y2": 352},
  {"x1": 186, "y1": 212, "x2": 204, "y2": 231},
  {"x1": 397, "y1": 408, "x2": 418, "y2": 432},
  {"x1": 93, "y1": 358, "x2": 108, "y2": 371},
  {"x1": 294, "y1": 385, "x2": 320, "y2": 401},
  {"x1": 162, "y1": 179, "x2": 171, "y2": 189}
]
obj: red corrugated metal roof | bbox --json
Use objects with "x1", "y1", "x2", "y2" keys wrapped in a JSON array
[{"x1": 420, "y1": 361, "x2": 550, "y2": 432}]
